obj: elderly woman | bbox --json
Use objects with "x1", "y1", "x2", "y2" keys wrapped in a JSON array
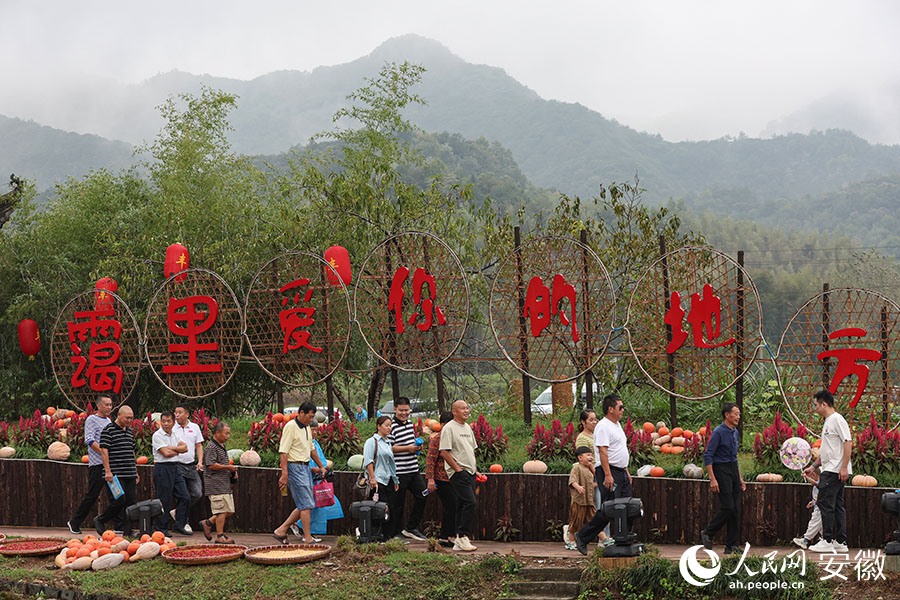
[
  {"x1": 363, "y1": 416, "x2": 399, "y2": 540},
  {"x1": 426, "y1": 411, "x2": 456, "y2": 547},
  {"x1": 290, "y1": 419, "x2": 344, "y2": 542}
]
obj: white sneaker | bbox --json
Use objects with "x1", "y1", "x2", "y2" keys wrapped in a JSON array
[
  {"x1": 792, "y1": 537, "x2": 809, "y2": 549},
  {"x1": 169, "y1": 509, "x2": 176, "y2": 521},
  {"x1": 832, "y1": 542, "x2": 849, "y2": 553},
  {"x1": 808, "y1": 539, "x2": 835, "y2": 553},
  {"x1": 183, "y1": 524, "x2": 192, "y2": 534},
  {"x1": 453, "y1": 535, "x2": 477, "y2": 552},
  {"x1": 562, "y1": 524, "x2": 569, "y2": 544}
]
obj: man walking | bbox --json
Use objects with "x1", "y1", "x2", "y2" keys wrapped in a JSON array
[
  {"x1": 151, "y1": 411, "x2": 190, "y2": 536},
  {"x1": 200, "y1": 422, "x2": 237, "y2": 543},
  {"x1": 805, "y1": 390, "x2": 852, "y2": 553},
  {"x1": 439, "y1": 400, "x2": 480, "y2": 552},
  {"x1": 173, "y1": 404, "x2": 204, "y2": 534},
  {"x1": 702, "y1": 402, "x2": 746, "y2": 555},
  {"x1": 388, "y1": 397, "x2": 428, "y2": 541},
  {"x1": 575, "y1": 394, "x2": 632, "y2": 555},
  {"x1": 273, "y1": 402, "x2": 326, "y2": 545},
  {"x1": 95, "y1": 405, "x2": 138, "y2": 537},
  {"x1": 68, "y1": 393, "x2": 113, "y2": 534}
]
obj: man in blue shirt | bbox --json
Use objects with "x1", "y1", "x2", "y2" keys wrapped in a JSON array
[{"x1": 701, "y1": 402, "x2": 745, "y2": 555}]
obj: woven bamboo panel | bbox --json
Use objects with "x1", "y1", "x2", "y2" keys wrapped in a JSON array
[
  {"x1": 143, "y1": 268, "x2": 243, "y2": 399},
  {"x1": 50, "y1": 290, "x2": 142, "y2": 410},
  {"x1": 489, "y1": 236, "x2": 615, "y2": 382},
  {"x1": 776, "y1": 287, "x2": 900, "y2": 433},
  {"x1": 626, "y1": 247, "x2": 763, "y2": 400},
  {"x1": 244, "y1": 252, "x2": 350, "y2": 387},
  {"x1": 354, "y1": 232, "x2": 469, "y2": 372}
]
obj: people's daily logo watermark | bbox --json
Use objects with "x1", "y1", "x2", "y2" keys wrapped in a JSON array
[{"x1": 679, "y1": 545, "x2": 721, "y2": 586}]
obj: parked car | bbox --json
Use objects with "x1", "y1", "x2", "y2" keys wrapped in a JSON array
[
  {"x1": 530, "y1": 382, "x2": 601, "y2": 416},
  {"x1": 378, "y1": 398, "x2": 434, "y2": 420}
]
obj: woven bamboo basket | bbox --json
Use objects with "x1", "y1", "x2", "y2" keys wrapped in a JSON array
[
  {"x1": 161, "y1": 544, "x2": 247, "y2": 565},
  {"x1": 0, "y1": 537, "x2": 68, "y2": 557},
  {"x1": 243, "y1": 543, "x2": 331, "y2": 565}
]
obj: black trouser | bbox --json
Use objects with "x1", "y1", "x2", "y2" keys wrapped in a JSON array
[
  {"x1": 706, "y1": 461, "x2": 742, "y2": 547},
  {"x1": 70, "y1": 464, "x2": 109, "y2": 529},
  {"x1": 97, "y1": 476, "x2": 137, "y2": 536},
  {"x1": 376, "y1": 480, "x2": 398, "y2": 541},
  {"x1": 391, "y1": 472, "x2": 427, "y2": 535},
  {"x1": 153, "y1": 463, "x2": 190, "y2": 533},
  {"x1": 435, "y1": 479, "x2": 457, "y2": 539},
  {"x1": 450, "y1": 470, "x2": 476, "y2": 538},
  {"x1": 577, "y1": 466, "x2": 632, "y2": 543},
  {"x1": 818, "y1": 471, "x2": 847, "y2": 544}
]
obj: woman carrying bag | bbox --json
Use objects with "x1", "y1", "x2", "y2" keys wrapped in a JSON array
[{"x1": 362, "y1": 416, "x2": 400, "y2": 539}]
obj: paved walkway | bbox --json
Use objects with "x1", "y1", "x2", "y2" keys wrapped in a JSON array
[{"x1": 1, "y1": 525, "x2": 805, "y2": 561}]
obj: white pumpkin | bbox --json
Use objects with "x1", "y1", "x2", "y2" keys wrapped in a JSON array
[
  {"x1": 522, "y1": 460, "x2": 548, "y2": 474},
  {"x1": 0, "y1": 446, "x2": 15, "y2": 459},
  {"x1": 47, "y1": 441, "x2": 71, "y2": 461},
  {"x1": 636, "y1": 464, "x2": 655, "y2": 477},
  {"x1": 670, "y1": 436, "x2": 686, "y2": 446},
  {"x1": 227, "y1": 448, "x2": 244, "y2": 462},
  {"x1": 347, "y1": 454, "x2": 365, "y2": 470},
  {"x1": 682, "y1": 463, "x2": 704, "y2": 479},
  {"x1": 239, "y1": 449, "x2": 261, "y2": 467}
]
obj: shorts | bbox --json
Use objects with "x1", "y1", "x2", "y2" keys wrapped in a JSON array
[
  {"x1": 209, "y1": 493, "x2": 235, "y2": 515},
  {"x1": 288, "y1": 462, "x2": 315, "y2": 511}
]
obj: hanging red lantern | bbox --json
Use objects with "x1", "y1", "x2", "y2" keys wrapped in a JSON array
[
  {"x1": 164, "y1": 242, "x2": 190, "y2": 283},
  {"x1": 324, "y1": 245, "x2": 352, "y2": 286},
  {"x1": 18, "y1": 319, "x2": 40, "y2": 360},
  {"x1": 94, "y1": 277, "x2": 118, "y2": 312}
]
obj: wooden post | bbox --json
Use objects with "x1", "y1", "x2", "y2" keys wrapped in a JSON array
[
  {"x1": 659, "y1": 235, "x2": 677, "y2": 427},
  {"x1": 735, "y1": 250, "x2": 745, "y2": 442},
  {"x1": 391, "y1": 368, "x2": 400, "y2": 402},
  {"x1": 822, "y1": 283, "x2": 830, "y2": 388},
  {"x1": 435, "y1": 365, "x2": 447, "y2": 413},
  {"x1": 881, "y1": 305, "x2": 889, "y2": 426},
  {"x1": 276, "y1": 381, "x2": 284, "y2": 413},
  {"x1": 580, "y1": 230, "x2": 594, "y2": 411},
  {"x1": 326, "y1": 375, "x2": 335, "y2": 419},
  {"x1": 514, "y1": 226, "x2": 532, "y2": 426}
]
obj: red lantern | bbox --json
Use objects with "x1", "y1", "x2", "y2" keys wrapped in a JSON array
[
  {"x1": 18, "y1": 319, "x2": 40, "y2": 359},
  {"x1": 94, "y1": 277, "x2": 118, "y2": 312},
  {"x1": 164, "y1": 243, "x2": 190, "y2": 283},
  {"x1": 324, "y1": 245, "x2": 352, "y2": 286}
]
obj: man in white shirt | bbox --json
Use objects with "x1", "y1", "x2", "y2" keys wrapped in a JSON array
[
  {"x1": 804, "y1": 390, "x2": 852, "y2": 553},
  {"x1": 151, "y1": 412, "x2": 189, "y2": 535},
  {"x1": 173, "y1": 404, "x2": 205, "y2": 534},
  {"x1": 575, "y1": 394, "x2": 631, "y2": 555}
]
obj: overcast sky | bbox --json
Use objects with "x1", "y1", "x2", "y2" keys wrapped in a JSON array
[{"x1": 3, "y1": 0, "x2": 899, "y2": 141}]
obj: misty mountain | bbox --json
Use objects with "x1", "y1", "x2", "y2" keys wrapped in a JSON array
[
  {"x1": 762, "y1": 82, "x2": 900, "y2": 146},
  {"x1": 0, "y1": 115, "x2": 134, "y2": 190}
]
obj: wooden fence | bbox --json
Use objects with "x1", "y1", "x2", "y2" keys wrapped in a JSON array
[{"x1": 1, "y1": 459, "x2": 895, "y2": 547}]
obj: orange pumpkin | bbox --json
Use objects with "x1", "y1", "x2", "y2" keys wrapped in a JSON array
[
  {"x1": 79, "y1": 412, "x2": 87, "y2": 419},
  {"x1": 670, "y1": 427, "x2": 683, "y2": 438},
  {"x1": 698, "y1": 427, "x2": 707, "y2": 437},
  {"x1": 120, "y1": 551, "x2": 130, "y2": 560},
  {"x1": 650, "y1": 467, "x2": 665, "y2": 477},
  {"x1": 66, "y1": 410, "x2": 77, "y2": 419},
  {"x1": 67, "y1": 539, "x2": 81, "y2": 548},
  {"x1": 97, "y1": 547, "x2": 111, "y2": 557},
  {"x1": 75, "y1": 547, "x2": 92, "y2": 559},
  {"x1": 136, "y1": 456, "x2": 149, "y2": 465},
  {"x1": 82, "y1": 535, "x2": 96, "y2": 544},
  {"x1": 671, "y1": 446, "x2": 685, "y2": 454},
  {"x1": 273, "y1": 413, "x2": 284, "y2": 423},
  {"x1": 151, "y1": 531, "x2": 165, "y2": 544},
  {"x1": 431, "y1": 422, "x2": 442, "y2": 432},
  {"x1": 489, "y1": 464, "x2": 503, "y2": 473},
  {"x1": 66, "y1": 547, "x2": 78, "y2": 558},
  {"x1": 661, "y1": 444, "x2": 673, "y2": 454},
  {"x1": 140, "y1": 534, "x2": 151, "y2": 544},
  {"x1": 642, "y1": 422, "x2": 655, "y2": 434},
  {"x1": 81, "y1": 455, "x2": 89, "y2": 463},
  {"x1": 657, "y1": 426, "x2": 670, "y2": 437},
  {"x1": 229, "y1": 458, "x2": 234, "y2": 465},
  {"x1": 47, "y1": 407, "x2": 57, "y2": 416},
  {"x1": 127, "y1": 542, "x2": 141, "y2": 555},
  {"x1": 101, "y1": 530, "x2": 116, "y2": 542},
  {"x1": 812, "y1": 439, "x2": 822, "y2": 448},
  {"x1": 683, "y1": 430, "x2": 694, "y2": 439}
]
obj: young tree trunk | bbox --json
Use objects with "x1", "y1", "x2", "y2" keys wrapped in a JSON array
[{"x1": 366, "y1": 368, "x2": 387, "y2": 418}]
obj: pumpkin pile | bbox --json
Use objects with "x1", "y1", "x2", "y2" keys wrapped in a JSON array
[
  {"x1": 646, "y1": 422, "x2": 695, "y2": 454},
  {"x1": 55, "y1": 530, "x2": 174, "y2": 570}
]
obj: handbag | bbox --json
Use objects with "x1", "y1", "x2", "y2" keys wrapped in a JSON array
[
  {"x1": 355, "y1": 436, "x2": 378, "y2": 491},
  {"x1": 313, "y1": 478, "x2": 335, "y2": 507}
]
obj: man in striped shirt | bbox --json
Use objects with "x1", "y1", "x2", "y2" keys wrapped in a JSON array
[
  {"x1": 68, "y1": 393, "x2": 113, "y2": 534},
  {"x1": 388, "y1": 397, "x2": 428, "y2": 541},
  {"x1": 95, "y1": 405, "x2": 138, "y2": 537}
]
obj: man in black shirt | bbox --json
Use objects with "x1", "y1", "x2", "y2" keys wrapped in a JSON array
[{"x1": 95, "y1": 405, "x2": 138, "y2": 537}]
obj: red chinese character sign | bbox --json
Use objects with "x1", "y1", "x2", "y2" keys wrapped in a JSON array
[
  {"x1": 489, "y1": 237, "x2": 616, "y2": 382},
  {"x1": 50, "y1": 290, "x2": 142, "y2": 410},
  {"x1": 143, "y1": 268, "x2": 243, "y2": 399},
  {"x1": 354, "y1": 232, "x2": 469, "y2": 371},
  {"x1": 776, "y1": 288, "x2": 900, "y2": 433},
  {"x1": 626, "y1": 247, "x2": 763, "y2": 400},
  {"x1": 244, "y1": 252, "x2": 351, "y2": 386}
]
